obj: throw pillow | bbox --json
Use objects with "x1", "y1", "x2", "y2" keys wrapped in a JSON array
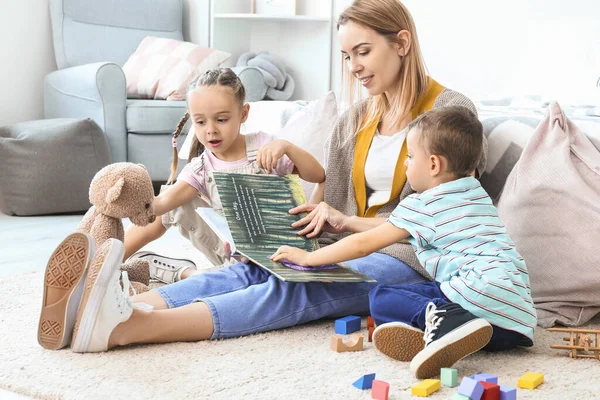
[
  {"x1": 496, "y1": 101, "x2": 600, "y2": 328},
  {"x1": 123, "y1": 36, "x2": 230, "y2": 101}
]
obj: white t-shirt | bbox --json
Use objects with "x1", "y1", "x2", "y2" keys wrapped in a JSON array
[{"x1": 364, "y1": 129, "x2": 406, "y2": 207}]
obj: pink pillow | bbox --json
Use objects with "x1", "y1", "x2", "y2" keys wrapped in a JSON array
[{"x1": 123, "y1": 37, "x2": 231, "y2": 101}]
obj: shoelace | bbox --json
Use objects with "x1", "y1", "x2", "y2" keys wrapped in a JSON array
[
  {"x1": 422, "y1": 302, "x2": 446, "y2": 347},
  {"x1": 120, "y1": 271, "x2": 154, "y2": 313}
]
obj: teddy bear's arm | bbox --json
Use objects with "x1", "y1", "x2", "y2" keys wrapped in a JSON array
[
  {"x1": 77, "y1": 206, "x2": 97, "y2": 234},
  {"x1": 90, "y1": 214, "x2": 124, "y2": 247}
]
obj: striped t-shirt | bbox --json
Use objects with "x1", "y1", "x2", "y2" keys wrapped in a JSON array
[{"x1": 388, "y1": 177, "x2": 537, "y2": 340}]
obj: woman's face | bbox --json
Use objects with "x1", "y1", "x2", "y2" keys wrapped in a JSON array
[{"x1": 338, "y1": 21, "x2": 404, "y2": 97}]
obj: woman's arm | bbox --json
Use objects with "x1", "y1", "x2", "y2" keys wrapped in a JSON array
[
  {"x1": 152, "y1": 181, "x2": 199, "y2": 216},
  {"x1": 271, "y1": 222, "x2": 410, "y2": 266}
]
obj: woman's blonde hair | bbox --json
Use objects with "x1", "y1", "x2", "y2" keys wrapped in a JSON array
[{"x1": 338, "y1": 0, "x2": 428, "y2": 138}]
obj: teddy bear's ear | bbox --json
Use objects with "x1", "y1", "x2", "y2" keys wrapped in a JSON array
[{"x1": 105, "y1": 177, "x2": 125, "y2": 204}]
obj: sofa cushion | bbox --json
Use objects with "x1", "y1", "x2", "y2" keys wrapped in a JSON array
[
  {"x1": 496, "y1": 102, "x2": 600, "y2": 328},
  {"x1": 126, "y1": 99, "x2": 188, "y2": 134}
]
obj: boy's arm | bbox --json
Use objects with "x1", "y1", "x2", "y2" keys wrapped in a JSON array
[
  {"x1": 271, "y1": 222, "x2": 410, "y2": 267},
  {"x1": 153, "y1": 180, "x2": 199, "y2": 215},
  {"x1": 285, "y1": 141, "x2": 325, "y2": 184}
]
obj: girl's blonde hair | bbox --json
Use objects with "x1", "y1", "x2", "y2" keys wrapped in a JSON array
[
  {"x1": 338, "y1": 0, "x2": 428, "y2": 140},
  {"x1": 168, "y1": 68, "x2": 246, "y2": 184}
]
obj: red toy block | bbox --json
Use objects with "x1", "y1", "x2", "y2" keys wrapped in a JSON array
[
  {"x1": 371, "y1": 380, "x2": 390, "y2": 400},
  {"x1": 368, "y1": 326, "x2": 374, "y2": 342},
  {"x1": 367, "y1": 316, "x2": 375, "y2": 328},
  {"x1": 481, "y1": 381, "x2": 501, "y2": 400}
]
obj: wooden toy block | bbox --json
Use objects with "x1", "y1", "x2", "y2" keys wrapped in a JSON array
[
  {"x1": 367, "y1": 316, "x2": 375, "y2": 328},
  {"x1": 368, "y1": 326, "x2": 375, "y2": 342},
  {"x1": 458, "y1": 377, "x2": 484, "y2": 400},
  {"x1": 517, "y1": 372, "x2": 544, "y2": 389},
  {"x1": 371, "y1": 380, "x2": 390, "y2": 400},
  {"x1": 441, "y1": 368, "x2": 458, "y2": 387},
  {"x1": 474, "y1": 373, "x2": 498, "y2": 384},
  {"x1": 499, "y1": 385, "x2": 517, "y2": 400},
  {"x1": 480, "y1": 381, "x2": 501, "y2": 400},
  {"x1": 452, "y1": 395, "x2": 470, "y2": 400},
  {"x1": 353, "y1": 373, "x2": 376, "y2": 390},
  {"x1": 330, "y1": 334, "x2": 363, "y2": 352},
  {"x1": 335, "y1": 315, "x2": 361, "y2": 334},
  {"x1": 411, "y1": 379, "x2": 440, "y2": 397}
]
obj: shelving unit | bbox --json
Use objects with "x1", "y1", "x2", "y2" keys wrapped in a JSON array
[{"x1": 210, "y1": 0, "x2": 334, "y2": 101}]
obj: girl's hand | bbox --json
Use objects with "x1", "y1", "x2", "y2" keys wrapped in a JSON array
[
  {"x1": 289, "y1": 202, "x2": 348, "y2": 238},
  {"x1": 271, "y1": 245, "x2": 311, "y2": 266},
  {"x1": 257, "y1": 139, "x2": 289, "y2": 173},
  {"x1": 223, "y1": 241, "x2": 249, "y2": 264}
]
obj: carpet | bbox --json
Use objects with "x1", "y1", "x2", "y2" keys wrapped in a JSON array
[{"x1": 1, "y1": 271, "x2": 598, "y2": 400}]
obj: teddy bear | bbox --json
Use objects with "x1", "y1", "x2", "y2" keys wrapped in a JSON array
[{"x1": 77, "y1": 162, "x2": 155, "y2": 292}]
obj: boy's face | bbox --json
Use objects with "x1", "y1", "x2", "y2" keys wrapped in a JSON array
[{"x1": 404, "y1": 127, "x2": 434, "y2": 193}]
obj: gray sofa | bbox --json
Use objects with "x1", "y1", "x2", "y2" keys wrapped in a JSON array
[{"x1": 44, "y1": 0, "x2": 188, "y2": 181}]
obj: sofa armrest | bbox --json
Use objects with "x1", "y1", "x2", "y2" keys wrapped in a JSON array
[{"x1": 44, "y1": 62, "x2": 127, "y2": 162}]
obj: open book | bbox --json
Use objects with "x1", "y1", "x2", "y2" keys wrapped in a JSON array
[{"x1": 196, "y1": 172, "x2": 375, "y2": 283}]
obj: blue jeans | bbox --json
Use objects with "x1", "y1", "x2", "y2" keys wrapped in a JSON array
[
  {"x1": 369, "y1": 281, "x2": 532, "y2": 351},
  {"x1": 156, "y1": 252, "x2": 427, "y2": 339}
]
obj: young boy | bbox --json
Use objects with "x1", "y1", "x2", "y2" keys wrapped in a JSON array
[{"x1": 271, "y1": 106, "x2": 536, "y2": 379}]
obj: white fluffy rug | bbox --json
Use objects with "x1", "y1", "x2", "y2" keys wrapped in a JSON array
[{"x1": 1, "y1": 271, "x2": 598, "y2": 400}]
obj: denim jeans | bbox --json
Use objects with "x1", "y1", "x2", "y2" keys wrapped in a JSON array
[
  {"x1": 369, "y1": 281, "x2": 532, "y2": 351},
  {"x1": 156, "y1": 252, "x2": 427, "y2": 339}
]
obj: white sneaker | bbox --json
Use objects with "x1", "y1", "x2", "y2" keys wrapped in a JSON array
[
  {"x1": 130, "y1": 251, "x2": 197, "y2": 284},
  {"x1": 71, "y1": 239, "x2": 152, "y2": 353}
]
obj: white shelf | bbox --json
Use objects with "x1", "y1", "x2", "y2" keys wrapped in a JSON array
[{"x1": 214, "y1": 13, "x2": 330, "y2": 22}]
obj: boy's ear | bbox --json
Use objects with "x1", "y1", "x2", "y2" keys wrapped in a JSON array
[
  {"x1": 429, "y1": 154, "x2": 443, "y2": 176},
  {"x1": 240, "y1": 103, "x2": 250, "y2": 123}
]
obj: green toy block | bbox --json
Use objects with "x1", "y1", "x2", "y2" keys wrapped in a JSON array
[
  {"x1": 441, "y1": 368, "x2": 458, "y2": 387},
  {"x1": 452, "y1": 394, "x2": 470, "y2": 400}
]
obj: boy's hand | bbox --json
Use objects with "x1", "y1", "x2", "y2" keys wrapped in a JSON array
[
  {"x1": 257, "y1": 139, "x2": 289, "y2": 173},
  {"x1": 270, "y1": 245, "x2": 311, "y2": 266}
]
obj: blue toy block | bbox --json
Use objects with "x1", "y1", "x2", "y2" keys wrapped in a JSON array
[
  {"x1": 335, "y1": 315, "x2": 361, "y2": 334},
  {"x1": 352, "y1": 373, "x2": 376, "y2": 390},
  {"x1": 500, "y1": 385, "x2": 517, "y2": 400},
  {"x1": 458, "y1": 377, "x2": 484, "y2": 400},
  {"x1": 440, "y1": 368, "x2": 458, "y2": 387},
  {"x1": 474, "y1": 373, "x2": 498, "y2": 384}
]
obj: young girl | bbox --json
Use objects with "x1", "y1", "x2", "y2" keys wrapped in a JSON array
[
  {"x1": 272, "y1": 106, "x2": 536, "y2": 379},
  {"x1": 124, "y1": 68, "x2": 325, "y2": 284}
]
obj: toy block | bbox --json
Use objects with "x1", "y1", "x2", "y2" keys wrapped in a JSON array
[
  {"x1": 458, "y1": 377, "x2": 484, "y2": 400},
  {"x1": 367, "y1": 316, "x2": 375, "y2": 328},
  {"x1": 353, "y1": 373, "x2": 376, "y2": 390},
  {"x1": 441, "y1": 368, "x2": 458, "y2": 387},
  {"x1": 452, "y1": 395, "x2": 470, "y2": 400},
  {"x1": 330, "y1": 334, "x2": 363, "y2": 352},
  {"x1": 411, "y1": 379, "x2": 440, "y2": 397},
  {"x1": 499, "y1": 385, "x2": 517, "y2": 400},
  {"x1": 368, "y1": 326, "x2": 375, "y2": 342},
  {"x1": 371, "y1": 380, "x2": 390, "y2": 400},
  {"x1": 335, "y1": 315, "x2": 361, "y2": 334},
  {"x1": 517, "y1": 372, "x2": 544, "y2": 389},
  {"x1": 474, "y1": 373, "x2": 498, "y2": 384},
  {"x1": 480, "y1": 381, "x2": 501, "y2": 400}
]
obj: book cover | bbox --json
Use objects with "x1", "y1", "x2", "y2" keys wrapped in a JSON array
[{"x1": 208, "y1": 172, "x2": 376, "y2": 283}]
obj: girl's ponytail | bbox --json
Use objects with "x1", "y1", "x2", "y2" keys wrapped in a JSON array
[{"x1": 167, "y1": 111, "x2": 190, "y2": 184}]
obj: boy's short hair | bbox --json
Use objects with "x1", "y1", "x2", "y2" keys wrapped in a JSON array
[{"x1": 407, "y1": 106, "x2": 483, "y2": 177}]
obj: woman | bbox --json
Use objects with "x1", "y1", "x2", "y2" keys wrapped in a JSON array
[{"x1": 44, "y1": 0, "x2": 486, "y2": 352}]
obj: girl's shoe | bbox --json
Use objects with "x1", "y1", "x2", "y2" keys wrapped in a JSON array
[
  {"x1": 372, "y1": 322, "x2": 425, "y2": 362},
  {"x1": 409, "y1": 302, "x2": 493, "y2": 379},
  {"x1": 130, "y1": 251, "x2": 197, "y2": 284},
  {"x1": 38, "y1": 232, "x2": 94, "y2": 350},
  {"x1": 71, "y1": 239, "x2": 152, "y2": 353}
]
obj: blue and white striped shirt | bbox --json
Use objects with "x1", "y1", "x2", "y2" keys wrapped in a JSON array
[{"x1": 388, "y1": 177, "x2": 536, "y2": 339}]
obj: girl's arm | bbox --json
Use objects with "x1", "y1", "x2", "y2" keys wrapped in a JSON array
[
  {"x1": 257, "y1": 139, "x2": 325, "y2": 183},
  {"x1": 152, "y1": 181, "x2": 199, "y2": 216},
  {"x1": 271, "y1": 222, "x2": 410, "y2": 266},
  {"x1": 309, "y1": 182, "x2": 325, "y2": 204}
]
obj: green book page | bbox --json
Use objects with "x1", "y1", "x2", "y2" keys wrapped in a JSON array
[{"x1": 212, "y1": 172, "x2": 375, "y2": 283}]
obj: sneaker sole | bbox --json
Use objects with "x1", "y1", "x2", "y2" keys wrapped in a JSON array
[
  {"x1": 71, "y1": 239, "x2": 124, "y2": 353},
  {"x1": 38, "y1": 233, "x2": 94, "y2": 350},
  {"x1": 372, "y1": 322, "x2": 425, "y2": 362},
  {"x1": 410, "y1": 319, "x2": 493, "y2": 379}
]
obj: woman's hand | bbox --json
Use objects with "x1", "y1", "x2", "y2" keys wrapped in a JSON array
[
  {"x1": 289, "y1": 202, "x2": 348, "y2": 238},
  {"x1": 271, "y1": 245, "x2": 311, "y2": 266},
  {"x1": 257, "y1": 139, "x2": 289, "y2": 173}
]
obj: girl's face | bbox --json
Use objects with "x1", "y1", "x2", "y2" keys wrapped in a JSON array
[
  {"x1": 404, "y1": 127, "x2": 433, "y2": 193},
  {"x1": 338, "y1": 21, "x2": 404, "y2": 97},
  {"x1": 188, "y1": 85, "x2": 249, "y2": 159}
]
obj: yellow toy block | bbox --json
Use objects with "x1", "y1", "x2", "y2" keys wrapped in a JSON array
[
  {"x1": 411, "y1": 379, "x2": 441, "y2": 397},
  {"x1": 517, "y1": 372, "x2": 544, "y2": 389}
]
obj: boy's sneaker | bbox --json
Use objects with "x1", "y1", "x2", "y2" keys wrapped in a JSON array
[
  {"x1": 130, "y1": 251, "x2": 197, "y2": 284},
  {"x1": 71, "y1": 239, "x2": 152, "y2": 353},
  {"x1": 410, "y1": 302, "x2": 493, "y2": 379},
  {"x1": 38, "y1": 233, "x2": 94, "y2": 350},
  {"x1": 372, "y1": 322, "x2": 425, "y2": 362}
]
